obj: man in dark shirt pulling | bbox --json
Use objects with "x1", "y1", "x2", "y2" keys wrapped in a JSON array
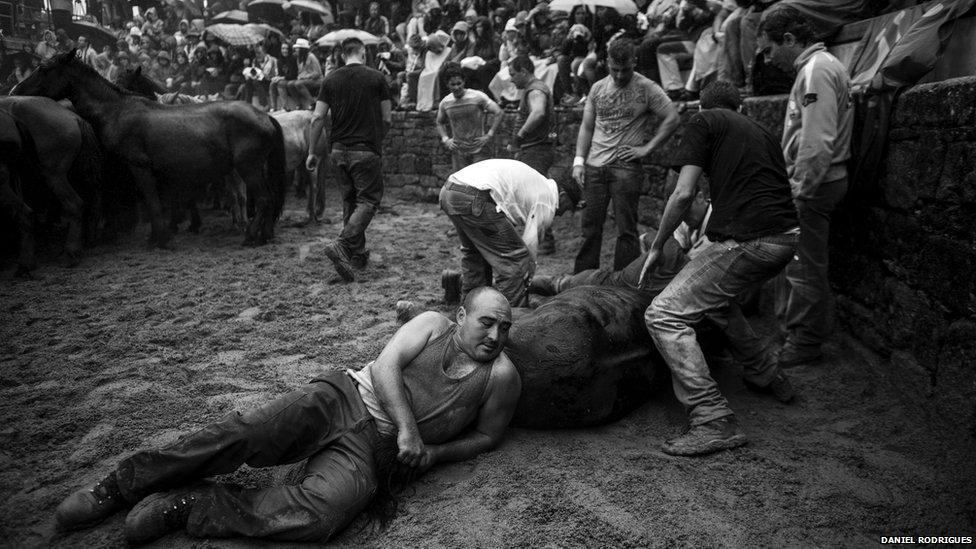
[
  {"x1": 307, "y1": 37, "x2": 392, "y2": 282},
  {"x1": 640, "y1": 81, "x2": 800, "y2": 457}
]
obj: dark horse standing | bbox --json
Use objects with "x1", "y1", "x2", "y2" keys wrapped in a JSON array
[
  {"x1": 0, "y1": 96, "x2": 103, "y2": 276},
  {"x1": 13, "y1": 51, "x2": 287, "y2": 247}
]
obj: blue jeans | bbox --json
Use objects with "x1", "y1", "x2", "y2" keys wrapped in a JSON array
[
  {"x1": 330, "y1": 146, "x2": 384, "y2": 261},
  {"x1": 115, "y1": 372, "x2": 379, "y2": 542},
  {"x1": 439, "y1": 181, "x2": 532, "y2": 306},
  {"x1": 646, "y1": 231, "x2": 798, "y2": 425},
  {"x1": 574, "y1": 162, "x2": 643, "y2": 273},
  {"x1": 775, "y1": 177, "x2": 848, "y2": 352}
]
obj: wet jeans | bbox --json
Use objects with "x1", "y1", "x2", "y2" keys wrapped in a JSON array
[
  {"x1": 574, "y1": 162, "x2": 643, "y2": 273},
  {"x1": 331, "y1": 146, "x2": 384, "y2": 262},
  {"x1": 439, "y1": 180, "x2": 532, "y2": 306},
  {"x1": 114, "y1": 372, "x2": 379, "y2": 542},
  {"x1": 646, "y1": 231, "x2": 798, "y2": 426},
  {"x1": 775, "y1": 177, "x2": 848, "y2": 353}
]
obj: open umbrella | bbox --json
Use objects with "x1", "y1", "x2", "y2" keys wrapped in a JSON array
[
  {"x1": 547, "y1": 0, "x2": 637, "y2": 15},
  {"x1": 283, "y1": 0, "x2": 333, "y2": 21},
  {"x1": 245, "y1": 22, "x2": 285, "y2": 39},
  {"x1": 68, "y1": 19, "x2": 119, "y2": 50},
  {"x1": 211, "y1": 9, "x2": 249, "y2": 23},
  {"x1": 315, "y1": 28, "x2": 378, "y2": 47},
  {"x1": 205, "y1": 23, "x2": 265, "y2": 45},
  {"x1": 245, "y1": 0, "x2": 286, "y2": 23}
]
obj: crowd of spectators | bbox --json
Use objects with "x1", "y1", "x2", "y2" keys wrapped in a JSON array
[{"x1": 2, "y1": 0, "x2": 917, "y2": 109}]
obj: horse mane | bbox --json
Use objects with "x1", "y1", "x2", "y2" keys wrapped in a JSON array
[{"x1": 50, "y1": 51, "x2": 147, "y2": 100}]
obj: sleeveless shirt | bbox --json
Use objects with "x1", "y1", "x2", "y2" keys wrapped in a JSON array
[
  {"x1": 347, "y1": 325, "x2": 492, "y2": 444},
  {"x1": 516, "y1": 78, "x2": 554, "y2": 149}
]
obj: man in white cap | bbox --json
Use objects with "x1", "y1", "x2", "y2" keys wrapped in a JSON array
[{"x1": 276, "y1": 38, "x2": 321, "y2": 110}]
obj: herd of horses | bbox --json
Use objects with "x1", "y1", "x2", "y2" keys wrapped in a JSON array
[{"x1": 0, "y1": 50, "x2": 327, "y2": 278}]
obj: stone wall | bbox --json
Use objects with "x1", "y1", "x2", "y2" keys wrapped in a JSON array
[{"x1": 382, "y1": 78, "x2": 976, "y2": 426}]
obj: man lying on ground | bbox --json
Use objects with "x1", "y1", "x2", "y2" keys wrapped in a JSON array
[
  {"x1": 55, "y1": 287, "x2": 521, "y2": 545},
  {"x1": 641, "y1": 80, "x2": 800, "y2": 457}
]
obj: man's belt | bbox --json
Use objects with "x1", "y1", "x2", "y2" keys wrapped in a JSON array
[{"x1": 446, "y1": 181, "x2": 492, "y2": 198}]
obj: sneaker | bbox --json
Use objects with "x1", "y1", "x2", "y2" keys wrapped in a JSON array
[
  {"x1": 778, "y1": 344, "x2": 823, "y2": 368},
  {"x1": 55, "y1": 472, "x2": 127, "y2": 532},
  {"x1": 395, "y1": 300, "x2": 419, "y2": 324},
  {"x1": 661, "y1": 416, "x2": 747, "y2": 457},
  {"x1": 441, "y1": 269, "x2": 462, "y2": 304},
  {"x1": 124, "y1": 488, "x2": 204, "y2": 546},
  {"x1": 744, "y1": 368, "x2": 795, "y2": 403},
  {"x1": 323, "y1": 241, "x2": 355, "y2": 282}
]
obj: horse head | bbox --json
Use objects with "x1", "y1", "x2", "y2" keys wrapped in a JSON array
[
  {"x1": 117, "y1": 66, "x2": 163, "y2": 101},
  {"x1": 11, "y1": 50, "x2": 82, "y2": 100}
]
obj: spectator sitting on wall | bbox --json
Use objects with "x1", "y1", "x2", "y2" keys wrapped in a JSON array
[
  {"x1": 75, "y1": 35, "x2": 99, "y2": 68},
  {"x1": 147, "y1": 50, "x2": 175, "y2": 89},
  {"x1": 3, "y1": 56, "x2": 32, "y2": 88},
  {"x1": 557, "y1": 5, "x2": 593, "y2": 106},
  {"x1": 363, "y1": 1, "x2": 391, "y2": 36},
  {"x1": 93, "y1": 43, "x2": 119, "y2": 80},
  {"x1": 448, "y1": 21, "x2": 475, "y2": 63},
  {"x1": 35, "y1": 30, "x2": 59, "y2": 61}
]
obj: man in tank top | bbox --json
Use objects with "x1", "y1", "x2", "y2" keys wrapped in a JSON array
[{"x1": 53, "y1": 287, "x2": 521, "y2": 546}]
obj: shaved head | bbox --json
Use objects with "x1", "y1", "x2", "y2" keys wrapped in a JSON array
[
  {"x1": 462, "y1": 286, "x2": 508, "y2": 313},
  {"x1": 457, "y1": 287, "x2": 511, "y2": 362}
]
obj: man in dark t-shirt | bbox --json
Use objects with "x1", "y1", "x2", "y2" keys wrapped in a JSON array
[
  {"x1": 638, "y1": 81, "x2": 800, "y2": 457},
  {"x1": 307, "y1": 37, "x2": 392, "y2": 282}
]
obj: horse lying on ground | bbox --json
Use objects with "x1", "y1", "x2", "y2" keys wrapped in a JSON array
[
  {"x1": 117, "y1": 68, "x2": 327, "y2": 225},
  {"x1": 0, "y1": 97, "x2": 103, "y2": 277},
  {"x1": 14, "y1": 51, "x2": 286, "y2": 247}
]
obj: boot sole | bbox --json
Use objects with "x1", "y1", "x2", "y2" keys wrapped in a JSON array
[
  {"x1": 662, "y1": 434, "x2": 748, "y2": 456},
  {"x1": 324, "y1": 246, "x2": 355, "y2": 282}
]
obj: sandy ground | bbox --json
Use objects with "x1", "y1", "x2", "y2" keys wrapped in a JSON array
[{"x1": 1, "y1": 188, "x2": 974, "y2": 548}]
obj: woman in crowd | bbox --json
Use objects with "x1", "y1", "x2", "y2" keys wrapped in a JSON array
[
  {"x1": 270, "y1": 42, "x2": 298, "y2": 111},
  {"x1": 170, "y1": 50, "x2": 192, "y2": 92}
]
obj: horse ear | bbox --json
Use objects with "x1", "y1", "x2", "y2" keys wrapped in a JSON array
[
  {"x1": 135, "y1": 66, "x2": 142, "y2": 76},
  {"x1": 64, "y1": 48, "x2": 77, "y2": 62}
]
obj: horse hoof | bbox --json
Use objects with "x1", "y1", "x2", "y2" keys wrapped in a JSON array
[{"x1": 13, "y1": 266, "x2": 35, "y2": 279}]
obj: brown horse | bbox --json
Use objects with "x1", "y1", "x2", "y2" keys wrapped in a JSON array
[
  {"x1": 13, "y1": 51, "x2": 286, "y2": 247},
  {"x1": 0, "y1": 96, "x2": 103, "y2": 276}
]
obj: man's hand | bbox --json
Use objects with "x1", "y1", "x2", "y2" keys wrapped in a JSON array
[
  {"x1": 473, "y1": 134, "x2": 491, "y2": 150},
  {"x1": 397, "y1": 426, "x2": 425, "y2": 468},
  {"x1": 637, "y1": 247, "x2": 662, "y2": 290},
  {"x1": 572, "y1": 164, "x2": 585, "y2": 187},
  {"x1": 306, "y1": 153, "x2": 319, "y2": 172},
  {"x1": 618, "y1": 144, "x2": 651, "y2": 163},
  {"x1": 444, "y1": 137, "x2": 458, "y2": 151},
  {"x1": 417, "y1": 445, "x2": 440, "y2": 471}
]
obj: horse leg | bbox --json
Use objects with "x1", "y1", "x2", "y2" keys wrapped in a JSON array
[
  {"x1": 315, "y1": 163, "x2": 327, "y2": 220},
  {"x1": 169, "y1": 193, "x2": 183, "y2": 234},
  {"x1": 240, "y1": 168, "x2": 267, "y2": 246},
  {"x1": 0, "y1": 166, "x2": 36, "y2": 277},
  {"x1": 224, "y1": 172, "x2": 247, "y2": 232},
  {"x1": 129, "y1": 166, "x2": 172, "y2": 248},
  {"x1": 299, "y1": 167, "x2": 316, "y2": 224},
  {"x1": 42, "y1": 172, "x2": 85, "y2": 266}
]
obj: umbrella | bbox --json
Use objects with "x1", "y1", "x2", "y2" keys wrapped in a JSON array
[
  {"x1": 205, "y1": 23, "x2": 265, "y2": 45},
  {"x1": 68, "y1": 19, "x2": 119, "y2": 50},
  {"x1": 283, "y1": 0, "x2": 333, "y2": 20},
  {"x1": 245, "y1": 23, "x2": 285, "y2": 38},
  {"x1": 547, "y1": 0, "x2": 637, "y2": 15},
  {"x1": 316, "y1": 28, "x2": 379, "y2": 47},
  {"x1": 211, "y1": 9, "x2": 249, "y2": 23},
  {"x1": 245, "y1": 0, "x2": 287, "y2": 22}
]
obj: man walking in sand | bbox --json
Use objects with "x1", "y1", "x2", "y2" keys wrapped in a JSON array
[
  {"x1": 307, "y1": 37, "x2": 392, "y2": 283},
  {"x1": 54, "y1": 287, "x2": 521, "y2": 545}
]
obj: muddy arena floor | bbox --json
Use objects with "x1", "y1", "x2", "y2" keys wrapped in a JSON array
[{"x1": 1, "y1": 189, "x2": 974, "y2": 548}]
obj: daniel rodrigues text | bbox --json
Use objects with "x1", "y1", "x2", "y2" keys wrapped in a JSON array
[{"x1": 881, "y1": 536, "x2": 973, "y2": 544}]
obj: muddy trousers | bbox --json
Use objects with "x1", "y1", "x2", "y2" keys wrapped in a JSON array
[
  {"x1": 331, "y1": 146, "x2": 384, "y2": 262},
  {"x1": 646, "y1": 232, "x2": 797, "y2": 426},
  {"x1": 575, "y1": 162, "x2": 643, "y2": 273},
  {"x1": 440, "y1": 180, "x2": 532, "y2": 306},
  {"x1": 114, "y1": 372, "x2": 380, "y2": 542}
]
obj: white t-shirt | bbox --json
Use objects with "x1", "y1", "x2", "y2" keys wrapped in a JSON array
[{"x1": 449, "y1": 159, "x2": 558, "y2": 255}]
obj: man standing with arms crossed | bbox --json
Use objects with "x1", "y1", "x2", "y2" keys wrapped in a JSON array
[
  {"x1": 436, "y1": 62, "x2": 504, "y2": 171},
  {"x1": 308, "y1": 37, "x2": 392, "y2": 282},
  {"x1": 759, "y1": 7, "x2": 853, "y2": 367},
  {"x1": 572, "y1": 38, "x2": 680, "y2": 274}
]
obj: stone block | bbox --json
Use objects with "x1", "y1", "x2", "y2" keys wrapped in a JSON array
[
  {"x1": 937, "y1": 142, "x2": 976, "y2": 205},
  {"x1": 882, "y1": 138, "x2": 945, "y2": 209},
  {"x1": 399, "y1": 153, "x2": 417, "y2": 174},
  {"x1": 894, "y1": 76, "x2": 976, "y2": 129}
]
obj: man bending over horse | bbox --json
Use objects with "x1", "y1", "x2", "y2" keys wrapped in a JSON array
[{"x1": 55, "y1": 286, "x2": 521, "y2": 545}]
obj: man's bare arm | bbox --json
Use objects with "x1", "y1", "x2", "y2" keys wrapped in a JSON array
[
  {"x1": 515, "y1": 89, "x2": 546, "y2": 141},
  {"x1": 572, "y1": 98, "x2": 596, "y2": 186},
  {"x1": 372, "y1": 311, "x2": 452, "y2": 467},
  {"x1": 306, "y1": 99, "x2": 330, "y2": 171},
  {"x1": 423, "y1": 355, "x2": 522, "y2": 467}
]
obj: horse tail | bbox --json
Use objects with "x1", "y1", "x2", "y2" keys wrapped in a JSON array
[
  {"x1": 69, "y1": 118, "x2": 105, "y2": 245},
  {"x1": 267, "y1": 114, "x2": 287, "y2": 223}
]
